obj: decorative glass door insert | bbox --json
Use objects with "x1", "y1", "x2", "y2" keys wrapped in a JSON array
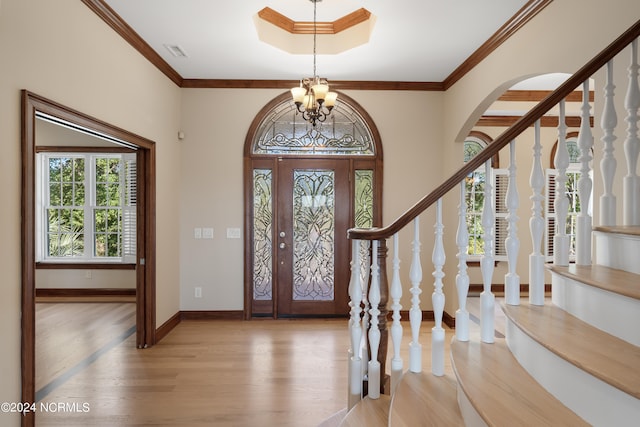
[{"x1": 245, "y1": 92, "x2": 381, "y2": 318}]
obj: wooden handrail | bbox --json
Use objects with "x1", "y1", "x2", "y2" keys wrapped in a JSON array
[{"x1": 348, "y1": 19, "x2": 640, "y2": 241}]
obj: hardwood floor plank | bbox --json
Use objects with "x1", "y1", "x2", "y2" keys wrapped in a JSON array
[{"x1": 35, "y1": 305, "x2": 458, "y2": 427}]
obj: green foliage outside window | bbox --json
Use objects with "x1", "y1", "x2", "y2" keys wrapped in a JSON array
[{"x1": 46, "y1": 155, "x2": 123, "y2": 259}]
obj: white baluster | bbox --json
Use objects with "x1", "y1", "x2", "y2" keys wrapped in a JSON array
[
  {"x1": 554, "y1": 99, "x2": 571, "y2": 266},
  {"x1": 624, "y1": 38, "x2": 640, "y2": 225},
  {"x1": 455, "y1": 182, "x2": 470, "y2": 342},
  {"x1": 432, "y1": 199, "x2": 445, "y2": 376},
  {"x1": 390, "y1": 233, "x2": 403, "y2": 392},
  {"x1": 505, "y1": 140, "x2": 521, "y2": 305},
  {"x1": 481, "y1": 160, "x2": 495, "y2": 344},
  {"x1": 529, "y1": 120, "x2": 545, "y2": 306},
  {"x1": 600, "y1": 59, "x2": 618, "y2": 226},
  {"x1": 409, "y1": 217, "x2": 423, "y2": 373},
  {"x1": 576, "y1": 80, "x2": 594, "y2": 265},
  {"x1": 348, "y1": 240, "x2": 363, "y2": 409},
  {"x1": 367, "y1": 240, "x2": 381, "y2": 399},
  {"x1": 360, "y1": 242, "x2": 370, "y2": 384}
]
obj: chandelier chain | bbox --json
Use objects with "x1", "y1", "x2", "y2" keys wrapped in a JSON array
[{"x1": 313, "y1": 0, "x2": 317, "y2": 77}]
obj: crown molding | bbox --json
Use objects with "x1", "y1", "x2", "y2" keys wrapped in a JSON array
[
  {"x1": 257, "y1": 7, "x2": 371, "y2": 35},
  {"x1": 83, "y1": 0, "x2": 552, "y2": 91}
]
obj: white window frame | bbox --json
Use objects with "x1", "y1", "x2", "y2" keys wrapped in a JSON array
[{"x1": 36, "y1": 152, "x2": 136, "y2": 263}]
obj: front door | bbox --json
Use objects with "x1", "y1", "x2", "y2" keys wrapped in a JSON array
[
  {"x1": 244, "y1": 91, "x2": 382, "y2": 319},
  {"x1": 276, "y1": 159, "x2": 350, "y2": 316}
]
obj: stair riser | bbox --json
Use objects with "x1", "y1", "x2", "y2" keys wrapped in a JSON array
[
  {"x1": 594, "y1": 231, "x2": 640, "y2": 274},
  {"x1": 456, "y1": 385, "x2": 488, "y2": 427},
  {"x1": 551, "y1": 273, "x2": 640, "y2": 346},
  {"x1": 506, "y1": 320, "x2": 640, "y2": 426}
]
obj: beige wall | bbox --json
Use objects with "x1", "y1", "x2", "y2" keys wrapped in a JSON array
[
  {"x1": 2, "y1": 0, "x2": 639, "y2": 424},
  {"x1": 0, "y1": 0, "x2": 181, "y2": 421},
  {"x1": 179, "y1": 88, "x2": 444, "y2": 312},
  {"x1": 36, "y1": 269, "x2": 136, "y2": 289}
]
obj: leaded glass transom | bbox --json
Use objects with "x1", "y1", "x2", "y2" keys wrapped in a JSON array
[{"x1": 252, "y1": 98, "x2": 375, "y2": 155}]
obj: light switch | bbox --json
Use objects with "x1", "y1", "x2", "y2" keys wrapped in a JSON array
[
  {"x1": 226, "y1": 228, "x2": 241, "y2": 239},
  {"x1": 194, "y1": 228, "x2": 202, "y2": 239},
  {"x1": 203, "y1": 228, "x2": 214, "y2": 239}
]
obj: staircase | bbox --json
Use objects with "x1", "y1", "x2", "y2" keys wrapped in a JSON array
[{"x1": 337, "y1": 19, "x2": 640, "y2": 427}]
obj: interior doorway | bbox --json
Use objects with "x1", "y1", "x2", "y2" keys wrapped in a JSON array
[
  {"x1": 244, "y1": 92, "x2": 383, "y2": 318},
  {"x1": 21, "y1": 91, "x2": 156, "y2": 426}
]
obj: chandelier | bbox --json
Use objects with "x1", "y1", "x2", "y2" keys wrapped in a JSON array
[{"x1": 290, "y1": 0, "x2": 338, "y2": 127}]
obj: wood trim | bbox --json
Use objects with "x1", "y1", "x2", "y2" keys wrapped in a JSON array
[
  {"x1": 36, "y1": 263, "x2": 136, "y2": 270},
  {"x1": 155, "y1": 311, "x2": 181, "y2": 342},
  {"x1": 476, "y1": 115, "x2": 593, "y2": 128},
  {"x1": 80, "y1": 0, "x2": 183, "y2": 86},
  {"x1": 257, "y1": 7, "x2": 371, "y2": 35},
  {"x1": 443, "y1": 0, "x2": 553, "y2": 90},
  {"x1": 498, "y1": 89, "x2": 594, "y2": 102},
  {"x1": 35, "y1": 288, "x2": 136, "y2": 297},
  {"x1": 181, "y1": 311, "x2": 245, "y2": 320}
]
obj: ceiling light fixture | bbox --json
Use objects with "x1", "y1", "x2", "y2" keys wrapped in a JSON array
[{"x1": 290, "y1": 0, "x2": 337, "y2": 127}]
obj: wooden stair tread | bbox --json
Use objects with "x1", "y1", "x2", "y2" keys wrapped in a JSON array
[
  {"x1": 547, "y1": 263, "x2": 640, "y2": 300},
  {"x1": 503, "y1": 302, "x2": 640, "y2": 399},
  {"x1": 451, "y1": 338, "x2": 588, "y2": 426},
  {"x1": 339, "y1": 395, "x2": 391, "y2": 427},
  {"x1": 389, "y1": 371, "x2": 464, "y2": 427},
  {"x1": 593, "y1": 225, "x2": 640, "y2": 236}
]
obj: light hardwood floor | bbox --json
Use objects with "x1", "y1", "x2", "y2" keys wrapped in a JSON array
[{"x1": 34, "y1": 299, "x2": 503, "y2": 426}]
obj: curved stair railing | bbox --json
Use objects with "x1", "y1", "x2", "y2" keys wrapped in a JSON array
[{"x1": 346, "y1": 18, "x2": 640, "y2": 412}]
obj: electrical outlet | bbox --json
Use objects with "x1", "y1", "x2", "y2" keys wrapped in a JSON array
[
  {"x1": 194, "y1": 287, "x2": 202, "y2": 298},
  {"x1": 194, "y1": 228, "x2": 202, "y2": 239},
  {"x1": 203, "y1": 228, "x2": 214, "y2": 239}
]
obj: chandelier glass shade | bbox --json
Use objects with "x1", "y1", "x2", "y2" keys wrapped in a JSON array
[{"x1": 291, "y1": 0, "x2": 337, "y2": 127}]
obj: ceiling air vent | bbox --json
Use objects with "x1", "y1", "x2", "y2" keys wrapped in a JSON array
[{"x1": 164, "y1": 44, "x2": 188, "y2": 58}]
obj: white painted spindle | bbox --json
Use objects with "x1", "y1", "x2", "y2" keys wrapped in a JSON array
[
  {"x1": 455, "y1": 182, "x2": 470, "y2": 342},
  {"x1": 505, "y1": 140, "x2": 521, "y2": 305},
  {"x1": 360, "y1": 242, "x2": 370, "y2": 381},
  {"x1": 348, "y1": 240, "x2": 363, "y2": 409},
  {"x1": 576, "y1": 80, "x2": 593, "y2": 265},
  {"x1": 624, "y1": 38, "x2": 640, "y2": 225},
  {"x1": 554, "y1": 99, "x2": 571, "y2": 266},
  {"x1": 431, "y1": 199, "x2": 445, "y2": 376},
  {"x1": 367, "y1": 240, "x2": 381, "y2": 399},
  {"x1": 480, "y1": 160, "x2": 495, "y2": 344},
  {"x1": 529, "y1": 120, "x2": 545, "y2": 306},
  {"x1": 409, "y1": 217, "x2": 423, "y2": 373},
  {"x1": 390, "y1": 233, "x2": 403, "y2": 392},
  {"x1": 600, "y1": 59, "x2": 618, "y2": 226}
]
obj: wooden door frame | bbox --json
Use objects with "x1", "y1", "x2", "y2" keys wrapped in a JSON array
[
  {"x1": 243, "y1": 91, "x2": 384, "y2": 319},
  {"x1": 20, "y1": 90, "x2": 156, "y2": 427}
]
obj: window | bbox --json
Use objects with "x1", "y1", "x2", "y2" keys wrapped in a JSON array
[
  {"x1": 37, "y1": 152, "x2": 136, "y2": 263},
  {"x1": 463, "y1": 133, "x2": 505, "y2": 260},
  {"x1": 545, "y1": 136, "x2": 590, "y2": 261}
]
